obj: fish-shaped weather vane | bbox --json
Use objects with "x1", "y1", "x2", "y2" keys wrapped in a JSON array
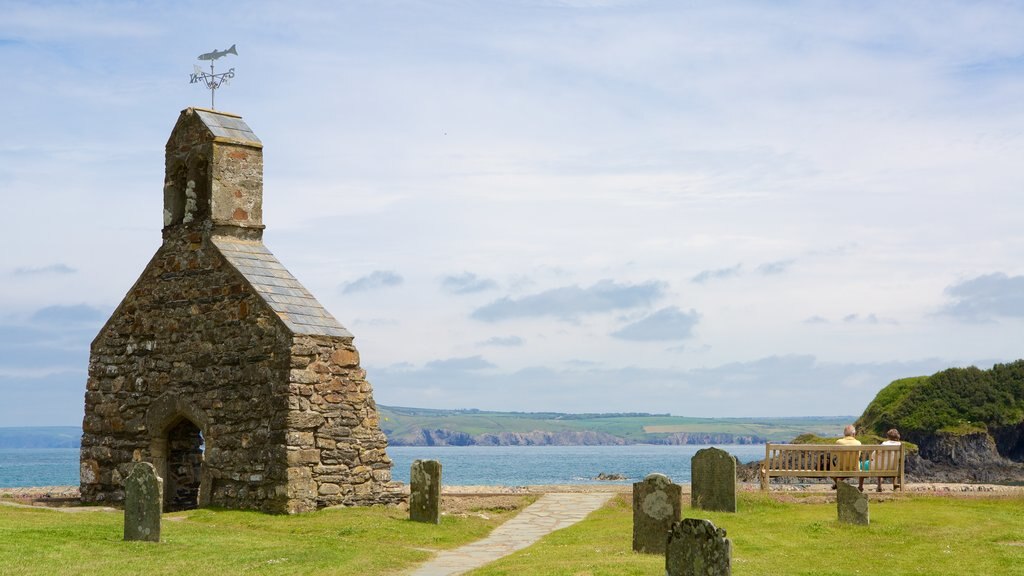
[{"x1": 189, "y1": 44, "x2": 237, "y2": 110}]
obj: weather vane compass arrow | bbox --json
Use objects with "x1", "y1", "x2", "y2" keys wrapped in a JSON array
[{"x1": 189, "y1": 44, "x2": 237, "y2": 110}]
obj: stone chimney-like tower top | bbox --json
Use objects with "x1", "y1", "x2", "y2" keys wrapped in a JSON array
[{"x1": 163, "y1": 108, "x2": 264, "y2": 240}]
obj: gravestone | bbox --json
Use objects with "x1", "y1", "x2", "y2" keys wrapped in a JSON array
[
  {"x1": 666, "y1": 518, "x2": 732, "y2": 576},
  {"x1": 632, "y1": 473, "x2": 683, "y2": 554},
  {"x1": 836, "y1": 481, "x2": 869, "y2": 525},
  {"x1": 691, "y1": 447, "x2": 736, "y2": 513},
  {"x1": 409, "y1": 459, "x2": 442, "y2": 524},
  {"x1": 124, "y1": 462, "x2": 163, "y2": 542}
]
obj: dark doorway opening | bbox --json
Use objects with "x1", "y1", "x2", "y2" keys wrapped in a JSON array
[{"x1": 166, "y1": 419, "x2": 204, "y2": 511}]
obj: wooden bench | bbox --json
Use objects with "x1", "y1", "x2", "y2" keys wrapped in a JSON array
[{"x1": 760, "y1": 443, "x2": 904, "y2": 492}]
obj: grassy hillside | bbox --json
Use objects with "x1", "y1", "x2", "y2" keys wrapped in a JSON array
[
  {"x1": 0, "y1": 410, "x2": 855, "y2": 449},
  {"x1": 378, "y1": 405, "x2": 852, "y2": 443},
  {"x1": 857, "y1": 360, "x2": 1024, "y2": 436}
]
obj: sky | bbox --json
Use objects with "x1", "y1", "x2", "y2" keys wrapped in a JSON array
[{"x1": 2, "y1": 0, "x2": 1024, "y2": 426}]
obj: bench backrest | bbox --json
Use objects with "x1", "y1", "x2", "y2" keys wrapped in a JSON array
[{"x1": 763, "y1": 443, "x2": 903, "y2": 473}]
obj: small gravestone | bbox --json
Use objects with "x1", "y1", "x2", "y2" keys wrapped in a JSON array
[
  {"x1": 124, "y1": 462, "x2": 163, "y2": 542},
  {"x1": 837, "y1": 481, "x2": 869, "y2": 525},
  {"x1": 409, "y1": 459, "x2": 441, "y2": 524},
  {"x1": 691, "y1": 447, "x2": 736, "y2": 513},
  {"x1": 666, "y1": 518, "x2": 732, "y2": 576},
  {"x1": 632, "y1": 473, "x2": 682, "y2": 554}
]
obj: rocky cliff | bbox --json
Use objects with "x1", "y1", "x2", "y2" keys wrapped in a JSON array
[
  {"x1": 386, "y1": 428, "x2": 766, "y2": 446},
  {"x1": 903, "y1": 429, "x2": 1024, "y2": 483},
  {"x1": 856, "y1": 361, "x2": 1024, "y2": 483}
]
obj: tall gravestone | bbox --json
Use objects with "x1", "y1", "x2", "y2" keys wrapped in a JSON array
[
  {"x1": 691, "y1": 447, "x2": 737, "y2": 513},
  {"x1": 632, "y1": 473, "x2": 682, "y2": 554},
  {"x1": 837, "y1": 481, "x2": 869, "y2": 525},
  {"x1": 666, "y1": 518, "x2": 732, "y2": 576},
  {"x1": 409, "y1": 459, "x2": 442, "y2": 524},
  {"x1": 124, "y1": 462, "x2": 163, "y2": 542}
]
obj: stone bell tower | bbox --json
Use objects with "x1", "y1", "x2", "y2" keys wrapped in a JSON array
[
  {"x1": 81, "y1": 108, "x2": 401, "y2": 514},
  {"x1": 163, "y1": 109, "x2": 264, "y2": 238}
]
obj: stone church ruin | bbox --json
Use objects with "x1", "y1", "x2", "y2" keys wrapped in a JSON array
[{"x1": 81, "y1": 108, "x2": 401, "y2": 513}]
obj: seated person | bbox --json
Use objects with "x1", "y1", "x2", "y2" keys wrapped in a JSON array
[
  {"x1": 832, "y1": 424, "x2": 861, "y2": 490},
  {"x1": 876, "y1": 428, "x2": 902, "y2": 492}
]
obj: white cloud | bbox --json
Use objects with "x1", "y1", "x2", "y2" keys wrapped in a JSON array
[
  {"x1": 472, "y1": 280, "x2": 667, "y2": 322},
  {"x1": 939, "y1": 272, "x2": 1024, "y2": 321},
  {"x1": 340, "y1": 270, "x2": 404, "y2": 294},
  {"x1": 441, "y1": 272, "x2": 498, "y2": 294},
  {"x1": 611, "y1": 307, "x2": 700, "y2": 342},
  {"x1": 691, "y1": 265, "x2": 742, "y2": 285},
  {"x1": 2, "y1": 1, "x2": 1024, "y2": 420}
]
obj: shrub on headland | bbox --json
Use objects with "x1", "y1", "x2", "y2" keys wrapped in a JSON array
[{"x1": 856, "y1": 360, "x2": 1024, "y2": 437}]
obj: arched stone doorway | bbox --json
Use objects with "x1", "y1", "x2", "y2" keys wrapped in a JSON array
[
  {"x1": 165, "y1": 418, "x2": 204, "y2": 511},
  {"x1": 146, "y1": 393, "x2": 212, "y2": 512}
]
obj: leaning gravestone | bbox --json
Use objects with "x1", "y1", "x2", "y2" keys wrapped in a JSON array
[
  {"x1": 632, "y1": 473, "x2": 682, "y2": 554},
  {"x1": 409, "y1": 459, "x2": 442, "y2": 524},
  {"x1": 124, "y1": 462, "x2": 163, "y2": 542},
  {"x1": 836, "y1": 481, "x2": 869, "y2": 525},
  {"x1": 666, "y1": 518, "x2": 732, "y2": 576},
  {"x1": 691, "y1": 447, "x2": 737, "y2": 513}
]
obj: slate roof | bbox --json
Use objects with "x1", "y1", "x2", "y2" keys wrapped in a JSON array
[
  {"x1": 212, "y1": 238, "x2": 353, "y2": 338},
  {"x1": 194, "y1": 109, "x2": 262, "y2": 147}
]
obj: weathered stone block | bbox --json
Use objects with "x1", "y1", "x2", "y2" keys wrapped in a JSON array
[
  {"x1": 318, "y1": 483, "x2": 341, "y2": 495},
  {"x1": 289, "y1": 369, "x2": 319, "y2": 385},
  {"x1": 124, "y1": 462, "x2": 162, "y2": 542},
  {"x1": 286, "y1": 431, "x2": 315, "y2": 447},
  {"x1": 666, "y1": 518, "x2": 731, "y2": 576},
  {"x1": 287, "y1": 411, "x2": 326, "y2": 429},
  {"x1": 330, "y1": 348, "x2": 359, "y2": 367},
  {"x1": 691, "y1": 447, "x2": 737, "y2": 513},
  {"x1": 286, "y1": 448, "x2": 321, "y2": 465},
  {"x1": 837, "y1": 481, "x2": 869, "y2": 525},
  {"x1": 632, "y1": 473, "x2": 682, "y2": 554},
  {"x1": 410, "y1": 459, "x2": 442, "y2": 524}
]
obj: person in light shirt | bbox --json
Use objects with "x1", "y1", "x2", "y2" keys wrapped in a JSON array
[
  {"x1": 833, "y1": 424, "x2": 861, "y2": 490},
  {"x1": 876, "y1": 428, "x2": 902, "y2": 492}
]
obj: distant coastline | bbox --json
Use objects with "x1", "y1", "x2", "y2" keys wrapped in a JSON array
[
  {"x1": 0, "y1": 408, "x2": 856, "y2": 449},
  {"x1": 0, "y1": 427, "x2": 81, "y2": 449}
]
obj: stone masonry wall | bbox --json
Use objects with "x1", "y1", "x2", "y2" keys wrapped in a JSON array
[
  {"x1": 84, "y1": 107, "x2": 400, "y2": 514},
  {"x1": 285, "y1": 335, "x2": 402, "y2": 512},
  {"x1": 81, "y1": 227, "x2": 293, "y2": 513},
  {"x1": 163, "y1": 109, "x2": 264, "y2": 235}
]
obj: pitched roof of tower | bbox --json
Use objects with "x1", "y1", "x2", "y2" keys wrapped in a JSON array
[
  {"x1": 212, "y1": 237, "x2": 353, "y2": 338},
  {"x1": 192, "y1": 108, "x2": 263, "y2": 147}
]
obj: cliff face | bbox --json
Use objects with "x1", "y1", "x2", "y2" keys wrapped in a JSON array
[
  {"x1": 992, "y1": 422, "x2": 1024, "y2": 461},
  {"x1": 903, "y1": 430, "x2": 1024, "y2": 483},
  {"x1": 386, "y1": 429, "x2": 767, "y2": 446},
  {"x1": 856, "y1": 361, "x2": 1024, "y2": 483},
  {"x1": 646, "y1": 433, "x2": 765, "y2": 445},
  {"x1": 389, "y1": 429, "x2": 629, "y2": 446}
]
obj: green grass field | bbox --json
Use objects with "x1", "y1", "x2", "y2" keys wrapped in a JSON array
[
  {"x1": 0, "y1": 500, "x2": 524, "y2": 576},
  {"x1": 3, "y1": 492, "x2": 1022, "y2": 575},
  {"x1": 469, "y1": 493, "x2": 1024, "y2": 576},
  {"x1": 379, "y1": 405, "x2": 852, "y2": 443}
]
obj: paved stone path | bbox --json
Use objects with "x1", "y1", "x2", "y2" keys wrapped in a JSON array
[{"x1": 408, "y1": 492, "x2": 615, "y2": 576}]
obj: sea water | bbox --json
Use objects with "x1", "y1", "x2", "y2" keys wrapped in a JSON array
[
  {"x1": 388, "y1": 445, "x2": 765, "y2": 485},
  {"x1": 1, "y1": 445, "x2": 765, "y2": 488},
  {"x1": 0, "y1": 448, "x2": 81, "y2": 488}
]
